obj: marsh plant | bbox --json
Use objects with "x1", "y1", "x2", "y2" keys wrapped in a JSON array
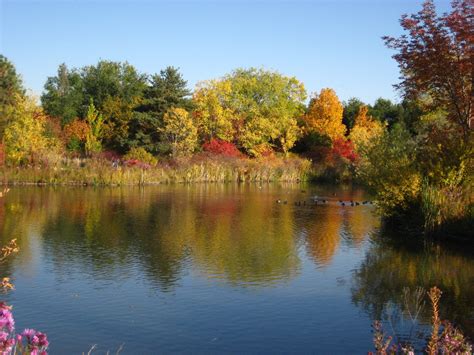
[{"x1": 370, "y1": 287, "x2": 472, "y2": 354}]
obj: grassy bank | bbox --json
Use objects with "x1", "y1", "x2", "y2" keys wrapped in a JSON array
[{"x1": 0, "y1": 154, "x2": 312, "y2": 185}]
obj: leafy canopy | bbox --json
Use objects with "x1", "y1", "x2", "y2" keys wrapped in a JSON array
[
  {"x1": 160, "y1": 108, "x2": 198, "y2": 157},
  {"x1": 383, "y1": 0, "x2": 473, "y2": 136},
  {"x1": 193, "y1": 68, "x2": 307, "y2": 156},
  {"x1": 304, "y1": 88, "x2": 346, "y2": 141}
]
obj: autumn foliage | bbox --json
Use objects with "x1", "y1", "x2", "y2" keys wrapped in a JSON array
[
  {"x1": 202, "y1": 139, "x2": 243, "y2": 158},
  {"x1": 304, "y1": 88, "x2": 346, "y2": 141},
  {"x1": 383, "y1": 0, "x2": 473, "y2": 136},
  {"x1": 349, "y1": 105, "x2": 385, "y2": 151},
  {"x1": 330, "y1": 138, "x2": 358, "y2": 163},
  {"x1": 63, "y1": 119, "x2": 90, "y2": 143}
]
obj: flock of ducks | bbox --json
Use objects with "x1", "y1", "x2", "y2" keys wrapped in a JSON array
[{"x1": 276, "y1": 195, "x2": 373, "y2": 207}]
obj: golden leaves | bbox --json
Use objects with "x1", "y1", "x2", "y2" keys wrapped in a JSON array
[{"x1": 304, "y1": 88, "x2": 346, "y2": 141}]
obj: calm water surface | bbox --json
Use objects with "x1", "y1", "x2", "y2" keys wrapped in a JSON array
[{"x1": 0, "y1": 185, "x2": 472, "y2": 354}]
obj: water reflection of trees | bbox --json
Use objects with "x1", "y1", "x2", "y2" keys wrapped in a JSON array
[
  {"x1": 305, "y1": 206, "x2": 342, "y2": 266},
  {"x1": 304, "y1": 202, "x2": 378, "y2": 266},
  {"x1": 0, "y1": 186, "x2": 310, "y2": 290},
  {"x1": 191, "y1": 191, "x2": 300, "y2": 286},
  {"x1": 1, "y1": 186, "x2": 384, "y2": 293},
  {"x1": 351, "y1": 232, "x2": 474, "y2": 339}
]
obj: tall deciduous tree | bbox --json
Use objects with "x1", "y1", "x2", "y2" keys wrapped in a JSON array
[
  {"x1": 3, "y1": 95, "x2": 49, "y2": 165},
  {"x1": 160, "y1": 108, "x2": 197, "y2": 157},
  {"x1": 304, "y1": 88, "x2": 346, "y2": 141},
  {"x1": 383, "y1": 0, "x2": 473, "y2": 136},
  {"x1": 193, "y1": 79, "x2": 235, "y2": 142},
  {"x1": 193, "y1": 68, "x2": 306, "y2": 156},
  {"x1": 349, "y1": 105, "x2": 385, "y2": 151},
  {"x1": 41, "y1": 63, "x2": 84, "y2": 125}
]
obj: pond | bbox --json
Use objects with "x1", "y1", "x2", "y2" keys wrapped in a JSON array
[{"x1": 0, "y1": 185, "x2": 472, "y2": 353}]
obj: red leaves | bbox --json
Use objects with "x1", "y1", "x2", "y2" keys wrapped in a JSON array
[
  {"x1": 202, "y1": 139, "x2": 243, "y2": 158},
  {"x1": 330, "y1": 138, "x2": 358, "y2": 163},
  {"x1": 383, "y1": 0, "x2": 473, "y2": 135}
]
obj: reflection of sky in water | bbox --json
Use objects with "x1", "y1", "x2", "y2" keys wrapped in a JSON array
[{"x1": 0, "y1": 185, "x2": 471, "y2": 354}]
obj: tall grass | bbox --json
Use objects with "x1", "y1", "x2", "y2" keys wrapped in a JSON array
[
  {"x1": 0, "y1": 154, "x2": 312, "y2": 185},
  {"x1": 421, "y1": 183, "x2": 473, "y2": 239}
]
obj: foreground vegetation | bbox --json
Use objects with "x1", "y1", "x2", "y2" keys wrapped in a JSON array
[
  {"x1": 370, "y1": 287, "x2": 472, "y2": 354},
  {"x1": 0, "y1": 0, "x2": 472, "y2": 240},
  {"x1": 0, "y1": 232, "x2": 49, "y2": 354}
]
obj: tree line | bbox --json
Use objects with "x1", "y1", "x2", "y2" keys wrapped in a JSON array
[{"x1": 0, "y1": 56, "x2": 418, "y2": 161}]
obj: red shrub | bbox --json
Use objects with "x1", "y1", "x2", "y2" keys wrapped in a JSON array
[
  {"x1": 202, "y1": 139, "x2": 243, "y2": 158},
  {"x1": 330, "y1": 138, "x2": 358, "y2": 163}
]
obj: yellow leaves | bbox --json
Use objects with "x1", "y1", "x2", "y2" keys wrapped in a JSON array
[
  {"x1": 85, "y1": 102, "x2": 105, "y2": 155},
  {"x1": 304, "y1": 88, "x2": 346, "y2": 141},
  {"x1": 279, "y1": 118, "x2": 301, "y2": 155},
  {"x1": 160, "y1": 108, "x2": 198, "y2": 157},
  {"x1": 4, "y1": 95, "x2": 51, "y2": 165},
  {"x1": 349, "y1": 105, "x2": 385, "y2": 151},
  {"x1": 193, "y1": 80, "x2": 236, "y2": 142},
  {"x1": 193, "y1": 68, "x2": 307, "y2": 156}
]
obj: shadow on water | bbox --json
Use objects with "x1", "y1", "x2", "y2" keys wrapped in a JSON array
[{"x1": 351, "y1": 222, "x2": 474, "y2": 344}]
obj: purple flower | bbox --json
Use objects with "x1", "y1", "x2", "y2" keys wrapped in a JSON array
[
  {"x1": 21, "y1": 328, "x2": 49, "y2": 354},
  {"x1": 22, "y1": 329, "x2": 36, "y2": 338},
  {"x1": 0, "y1": 332, "x2": 8, "y2": 342},
  {"x1": 0, "y1": 331, "x2": 15, "y2": 354},
  {"x1": 0, "y1": 303, "x2": 14, "y2": 333}
]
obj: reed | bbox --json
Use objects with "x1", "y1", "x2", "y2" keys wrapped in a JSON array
[
  {"x1": 421, "y1": 183, "x2": 473, "y2": 239},
  {"x1": 0, "y1": 154, "x2": 312, "y2": 186}
]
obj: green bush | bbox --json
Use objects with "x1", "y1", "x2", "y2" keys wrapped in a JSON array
[{"x1": 356, "y1": 124, "x2": 421, "y2": 215}]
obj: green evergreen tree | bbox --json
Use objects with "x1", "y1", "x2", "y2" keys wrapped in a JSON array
[
  {"x1": 342, "y1": 97, "x2": 365, "y2": 131},
  {"x1": 130, "y1": 66, "x2": 192, "y2": 153},
  {"x1": 0, "y1": 55, "x2": 24, "y2": 137}
]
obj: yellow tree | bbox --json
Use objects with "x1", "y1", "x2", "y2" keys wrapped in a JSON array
[
  {"x1": 3, "y1": 95, "x2": 50, "y2": 165},
  {"x1": 193, "y1": 68, "x2": 306, "y2": 156},
  {"x1": 160, "y1": 107, "x2": 198, "y2": 157},
  {"x1": 349, "y1": 105, "x2": 385, "y2": 151},
  {"x1": 84, "y1": 102, "x2": 105, "y2": 156},
  {"x1": 193, "y1": 80, "x2": 236, "y2": 142},
  {"x1": 304, "y1": 88, "x2": 346, "y2": 141}
]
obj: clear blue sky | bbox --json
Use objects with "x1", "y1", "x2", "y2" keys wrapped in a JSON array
[{"x1": 1, "y1": 0, "x2": 450, "y2": 104}]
